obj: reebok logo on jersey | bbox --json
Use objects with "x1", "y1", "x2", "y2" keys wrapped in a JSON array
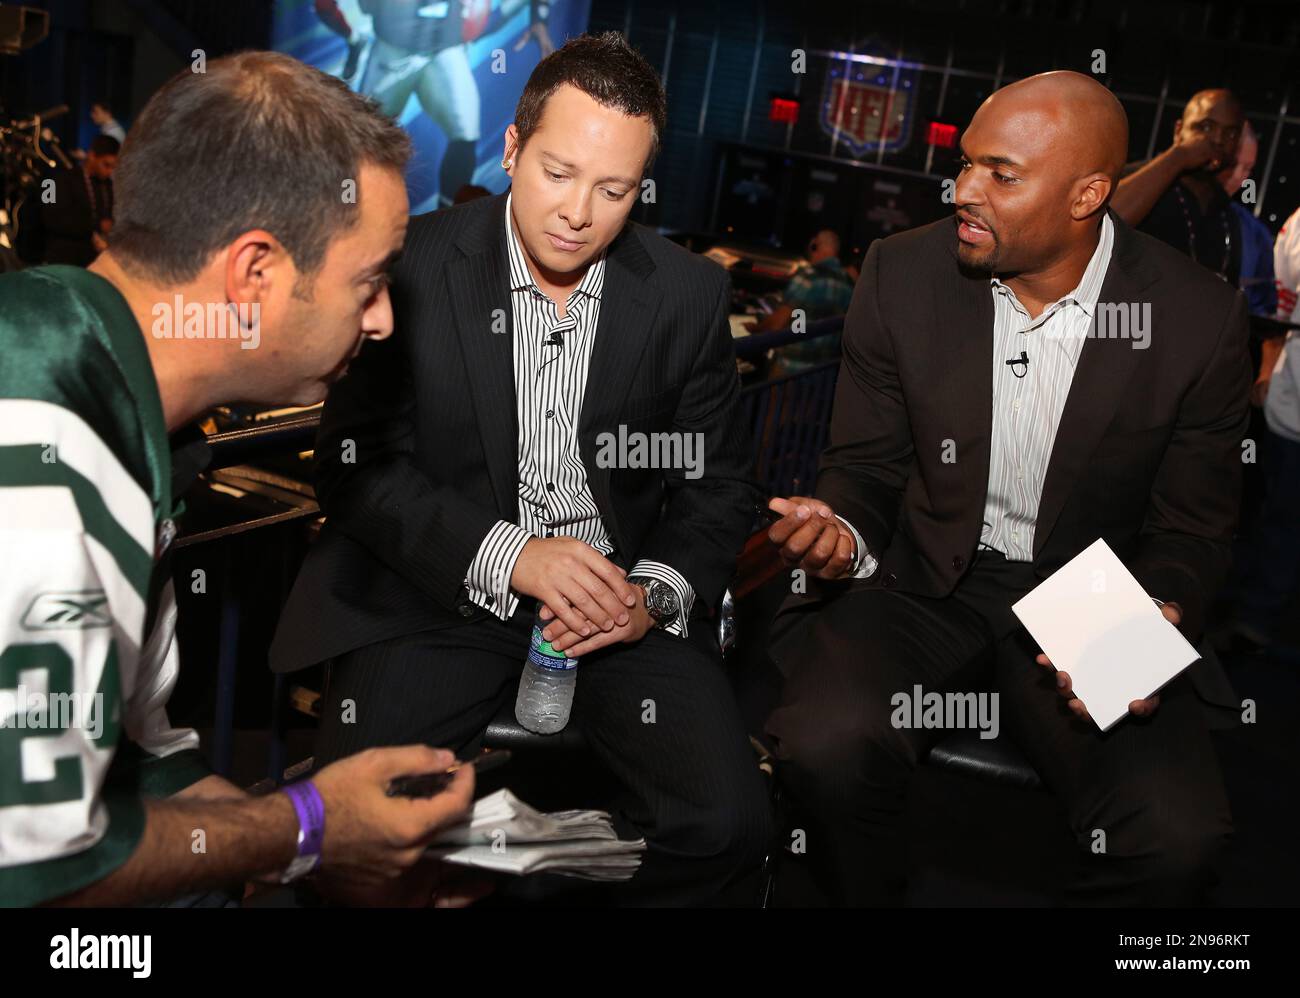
[{"x1": 20, "y1": 591, "x2": 112, "y2": 630}]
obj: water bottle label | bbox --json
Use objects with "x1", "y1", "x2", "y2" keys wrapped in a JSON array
[{"x1": 528, "y1": 625, "x2": 578, "y2": 670}]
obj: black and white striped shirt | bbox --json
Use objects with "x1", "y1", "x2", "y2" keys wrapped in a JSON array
[{"x1": 463, "y1": 194, "x2": 694, "y2": 633}]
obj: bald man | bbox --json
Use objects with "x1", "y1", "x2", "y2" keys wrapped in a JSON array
[
  {"x1": 1113, "y1": 88, "x2": 1245, "y2": 283},
  {"x1": 763, "y1": 71, "x2": 1250, "y2": 906}
]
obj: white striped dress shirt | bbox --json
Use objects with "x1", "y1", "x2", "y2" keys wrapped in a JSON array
[
  {"x1": 463, "y1": 194, "x2": 695, "y2": 633},
  {"x1": 846, "y1": 213, "x2": 1114, "y2": 574}
]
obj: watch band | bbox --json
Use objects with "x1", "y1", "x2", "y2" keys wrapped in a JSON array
[{"x1": 278, "y1": 780, "x2": 325, "y2": 883}]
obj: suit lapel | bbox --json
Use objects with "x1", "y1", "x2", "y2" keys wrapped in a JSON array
[
  {"x1": 579, "y1": 228, "x2": 660, "y2": 435},
  {"x1": 939, "y1": 241, "x2": 997, "y2": 520},
  {"x1": 577, "y1": 226, "x2": 661, "y2": 549},
  {"x1": 446, "y1": 195, "x2": 518, "y2": 517},
  {"x1": 1032, "y1": 213, "x2": 1158, "y2": 558}
]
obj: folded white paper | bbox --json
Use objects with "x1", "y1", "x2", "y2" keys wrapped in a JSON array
[
  {"x1": 428, "y1": 789, "x2": 646, "y2": 880},
  {"x1": 1011, "y1": 538, "x2": 1201, "y2": 731}
]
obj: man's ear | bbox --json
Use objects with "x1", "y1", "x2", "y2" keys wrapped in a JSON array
[
  {"x1": 224, "y1": 230, "x2": 281, "y2": 307},
  {"x1": 1073, "y1": 174, "x2": 1112, "y2": 220},
  {"x1": 502, "y1": 125, "x2": 519, "y2": 175}
]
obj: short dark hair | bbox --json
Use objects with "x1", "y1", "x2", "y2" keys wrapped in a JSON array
[
  {"x1": 109, "y1": 50, "x2": 411, "y2": 286},
  {"x1": 88, "y1": 134, "x2": 120, "y2": 157},
  {"x1": 513, "y1": 31, "x2": 666, "y2": 173}
]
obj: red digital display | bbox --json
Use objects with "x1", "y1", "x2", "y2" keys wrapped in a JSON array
[
  {"x1": 926, "y1": 121, "x2": 959, "y2": 148},
  {"x1": 770, "y1": 98, "x2": 800, "y2": 124}
]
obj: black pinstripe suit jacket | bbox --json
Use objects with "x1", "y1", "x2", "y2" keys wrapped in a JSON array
[{"x1": 270, "y1": 193, "x2": 757, "y2": 672}]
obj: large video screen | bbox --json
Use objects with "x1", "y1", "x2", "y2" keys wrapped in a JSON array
[{"x1": 273, "y1": 1, "x2": 592, "y2": 214}]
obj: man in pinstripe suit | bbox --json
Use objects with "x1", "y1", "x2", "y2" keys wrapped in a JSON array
[
  {"x1": 271, "y1": 33, "x2": 771, "y2": 905},
  {"x1": 766, "y1": 72, "x2": 1250, "y2": 905}
]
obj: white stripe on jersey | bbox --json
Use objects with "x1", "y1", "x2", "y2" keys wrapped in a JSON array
[{"x1": 0, "y1": 398, "x2": 154, "y2": 557}]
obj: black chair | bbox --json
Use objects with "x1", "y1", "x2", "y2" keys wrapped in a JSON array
[{"x1": 927, "y1": 729, "x2": 1042, "y2": 790}]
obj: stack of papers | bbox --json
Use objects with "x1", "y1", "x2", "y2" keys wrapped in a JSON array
[
  {"x1": 429, "y1": 789, "x2": 646, "y2": 881},
  {"x1": 1012, "y1": 538, "x2": 1201, "y2": 731}
]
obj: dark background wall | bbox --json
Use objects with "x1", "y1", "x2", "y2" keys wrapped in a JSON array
[
  {"x1": 590, "y1": 0, "x2": 1300, "y2": 252},
  {"x1": 5, "y1": 0, "x2": 1299, "y2": 252}
]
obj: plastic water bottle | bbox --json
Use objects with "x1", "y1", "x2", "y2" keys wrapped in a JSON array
[{"x1": 514, "y1": 608, "x2": 579, "y2": 734}]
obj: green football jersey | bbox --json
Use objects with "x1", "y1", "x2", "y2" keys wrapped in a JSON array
[{"x1": 0, "y1": 265, "x2": 209, "y2": 907}]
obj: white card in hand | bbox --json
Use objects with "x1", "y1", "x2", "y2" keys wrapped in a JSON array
[{"x1": 1011, "y1": 538, "x2": 1200, "y2": 731}]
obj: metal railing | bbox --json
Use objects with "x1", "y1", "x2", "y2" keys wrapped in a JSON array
[{"x1": 737, "y1": 316, "x2": 843, "y2": 498}]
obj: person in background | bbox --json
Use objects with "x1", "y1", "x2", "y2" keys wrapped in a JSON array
[
  {"x1": 747, "y1": 228, "x2": 855, "y2": 373},
  {"x1": 32, "y1": 134, "x2": 118, "y2": 267},
  {"x1": 1225, "y1": 205, "x2": 1300, "y2": 652},
  {"x1": 1220, "y1": 121, "x2": 1277, "y2": 322},
  {"x1": 91, "y1": 101, "x2": 127, "y2": 144},
  {"x1": 1112, "y1": 88, "x2": 1244, "y2": 285},
  {"x1": 1214, "y1": 121, "x2": 1277, "y2": 534}
]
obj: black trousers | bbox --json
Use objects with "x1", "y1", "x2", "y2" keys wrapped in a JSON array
[
  {"x1": 314, "y1": 606, "x2": 772, "y2": 906},
  {"x1": 765, "y1": 551, "x2": 1232, "y2": 906}
]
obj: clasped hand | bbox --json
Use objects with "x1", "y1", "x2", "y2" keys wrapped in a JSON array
[{"x1": 509, "y1": 536, "x2": 652, "y2": 656}]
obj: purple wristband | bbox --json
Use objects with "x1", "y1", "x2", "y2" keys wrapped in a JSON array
[{"x1": 280, "y1": 780, "x2": 326, "y2": 863}]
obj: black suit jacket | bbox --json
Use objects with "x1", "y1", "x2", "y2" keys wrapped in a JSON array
[
  {"x1": 784, "y1": 210, "x2": 1250, "y2": 706},
  {"x1": 270, "y1": 193, "x2": 757, "y2": 672}
]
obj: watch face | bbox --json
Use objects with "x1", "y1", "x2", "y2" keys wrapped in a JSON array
[{"x1": 644, "y1": 581, "x2": 678, "y2": 620}]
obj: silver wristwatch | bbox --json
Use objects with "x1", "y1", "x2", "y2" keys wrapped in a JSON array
[{"x1": 627, "y1": 576, "x2": 679, "y2": 628}]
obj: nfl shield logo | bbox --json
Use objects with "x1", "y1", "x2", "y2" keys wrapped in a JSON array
[{"x1": 820, "y1": 63, "x2": 916, "y2": 156}]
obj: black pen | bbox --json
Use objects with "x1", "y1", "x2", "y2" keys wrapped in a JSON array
[{"x1": 385, "y1": 749, "x2": 512, "y2": 798}]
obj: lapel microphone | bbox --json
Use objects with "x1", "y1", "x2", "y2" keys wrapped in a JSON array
[
  {"x1": 1005, "y1": 350, "x2": 1029, "y2": 378},
  {"x1": 546, "y1": 330, "x2": 565, "y2": 346}
]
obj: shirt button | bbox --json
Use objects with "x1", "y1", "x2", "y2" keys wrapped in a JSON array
[
  {"x1": 485, "y1": 595, "x2": 495, "y2": 606},
  {"x1": 545, "y1": 409, "x2": 555, "y2": 419},
  {"x1": 546, "y1": 483, "x2": 555, "y2": 492},
  {"x1": 1013, "y1": 400, "x2": 1022, "y2": 411},
  {"x1": 952, "y1": 555, "x2": 966, "y2": 571},
  {"x1": 546, "y1": 531, "x2": 555, "y2": 537}
]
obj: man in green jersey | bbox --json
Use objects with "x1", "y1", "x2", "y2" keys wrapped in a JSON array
[{"x1": 0, "y1": 52, "x2": 473, "y2": 907}]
